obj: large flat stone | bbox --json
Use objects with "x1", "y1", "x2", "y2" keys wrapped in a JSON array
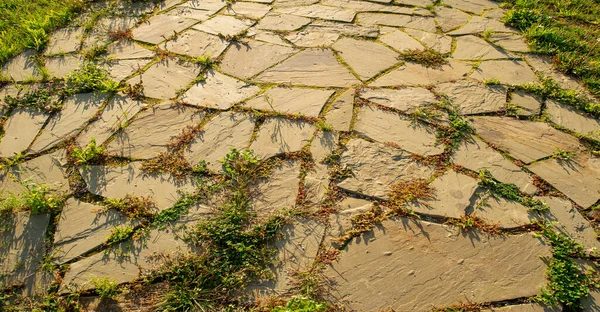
[
  {"x1": 106, "y1": 59, "x2": 150, "y2": 82},
  {"x1": 332, "y1": 37, "x2": 398, "y2": 81},
  {"x1": 324, "y1": 88, "x2": 354, "y2": 132},
  {"x1": 220, "y1": 40, "x2": 297, "y2": 80},
  {"x1": 525, "y1": 55, "x2": 587, "y2": 94},
  {"x1": 470, "y1": 60, "x2": 538, "y2": 85},
  {"x1": 251, "y1": 160, "x2": 300, "y2": 216},
  {"x1": 310, "y1": 130, "x2": 338, "y2": 162},
  {"x1": 192, "y1": 15, "x2": 254, "y2": 37},
  {"x1": 250, "y1": 117, "x2": 315, "y2": 159},
  {"x1": 453, "y1": 35, "x2": 513, "y2": 60},
  {"x1": 471, "y1": 117, "x2": 581, "y2": 164},
  {"x1": 45, "y1": 55, "x2": 84, "y2": 79},
  {"x1": 106, "y1": 104, "x2": 203, "y2": 159},
  {"x1": 0, "y1": 150, "x2": 70, "y2": 194},
  {"x1": 225, "y1": 2, "x2": 271, "y2": 19},
  {"x1": 546, "y1": 100, "x2": 600, "y2": 138},
  {"x1": 380, "y1": 30, "x2": 425, "y2": 52},
  {"x1": 180, "y1": 70, "x2": 260, "y2": 109},
  {"x1": 45, "y1": 27, "x2": 84, "y2": 55},
  {"x1": 286, "y1": 31, "x2": 340, "y2": 48},
  {"x1": 436, "y1": 80, "x2": 507, "y2": 115},
  {"x1": 358, "y1": 13, "x2": 437, "y2": 32},
  {"x1": 136, "y1": 58, "x2": 201, "y2": 100},
  {"x1": 1, "y1": 50, "x2": 41, "y2": 82},
  {"x1": 415, "y1": 170, "x2": 478, "y2": 219},
  {"x1": 435, "y1": 7, "x2": 469, "y2": 33},
  {"x1": 275, "y1": 4, "x2": 356, "y2": 22},
  {"x1": 184, "y1": 112, "x2": 255, "y2": 171},
  {"x1": 510, "y1": 90, "x2": 542, "y2": 116},
  {"x1": 106, "y1": 40, "x2": 154, "y2": 59},
  {"x1": 255, "y1": 49, "x2": 360, "y2": 87},
  {"x1": 404, "y1": 28, "x2": 452, "y2": 54},
  {"x1": 489, "y1": 33, "x2": 530, "y2": 53},
  {"x1": 354, "y1": 106, "x2": 443, "y2": 156},
  {"x1": 303, "y1": 20, "x2": 378, "y2": 38},
  {"x1": 359, "y1": 87, "x2": 437, "y2": 112},
  {"x1": 469, "y1": 195, "x2": 536, "y2": 229},
  {"x1": 245, "y1": 87, "x2": 334, "y2": 117},
  {"x1": 0, "y1": 108, "x2": 48, "y2": 157},
  {"x1": 166, "y1": 0, "x2": 226, "y2": 21},
  {"x1": 256, "y1": 13, "x2": 311, "y2": 31},
  {"x1": 322, "y1": 0, "x2": 431, "y2": 15},
  {"x1": 29, "y1": 93, "x2": 109, "y2": 153},
  {"x1": 444, "y1": 0, "x2": 498, "y2": 14},
  {"x1": 528, "y1": 154, "x2": 600, "y2": 208},
  {"x1": 371, "y1": 60, "x2": 472, "y2": 86},
  {"x1": 450, "y1": 16, "x2": 515, "y2": 35},
  {"x1": 326, "y1": 218, "x2": 550, "y2": 311},
  {"x1": 337, "y1": 139, "x2": 434, "y2": 199},
  {"x1": 162, "y1": 29, "x2": 229, "y2": 58},
  {"x1": 132, "y1": 15, "x2": 197, "y2": 44}
]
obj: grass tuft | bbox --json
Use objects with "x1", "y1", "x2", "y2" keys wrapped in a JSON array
[{"x1": 400, "y1": 48, "x2": 448, "y2": 68}]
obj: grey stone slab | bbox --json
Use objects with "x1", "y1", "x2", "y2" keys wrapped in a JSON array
[
  {"x1": 485, "y1": 304, "x2": 560, "y2": 312},
  {"x1": 251, "y1": 117, "x2": 315, "y2": 159},
  {"x1": 332, "y1": 37, "x2": 398, "y2": 81},
  {"x1": 436, "y1": 80, "x2": 507, "y2": 115},
  {"x1": 245, "y1": 87, "x2": 334, "y2": 117},
  {"x1": 46, "y1": 27, "x2": 84, "y2": 55},
  {"x1": 452, "y1": 35, "x2": 514, "y2": 60},
  {"x1": 525, "y1": 55, "x2": 588, "y2": 94},
  {"x1": 163, "y1": 29, "x2": 230, "y2": 58},
  {"x1": 256, "y1": 13, "x2": 311, "y2": 31},
  {"x1": 45, "y1": 55, "x2": 84, "y2": 79},
  {"x1": 136, "y1": 58, "x2": 201, "y2": 100},
  {"x1": 220, "y1": 40, "x2": 297, "y2": 80},
  {"x1": 322, "y1": 0, "x2": 432, "y2": 16},
  {"x1": 358, "y1": 13, "x2": 437, "y2": 32},
  {"x1": 275, "y1": 4, "x2": 356, "y2": 22},
  {"x1": 326, "y1": 197, "x2": 373, "y2": 247},
  {"x1": 0, "y1": 108, "x2": 48, "y2": 158},
  {"x1": 180, "y1": 69, "x2": 260, "y2": 109},
  {"x1": 1, "y1": 50, "x2": 41, "y2": 82},
  {"x1": 371, "y1": 60, "x2": 472, "y2": 87},
  {"x1": 546, "y1": 100, "x2": 600, "y2": 138},
  {"x1": 132, "y1": 15, "x2": 197, "y2": 44},
  {"x1": 489, "y1": 33, "x2": 530, "y2": 52},
  {"x1": 324, "y1": 88, "x2": 354, "y2": 132},
  {"x1": 0, "y1": 150, "x2": 70, "y2": 194},
  {"x1": 107, "y1": 59, "x2": 150, "y2": 82},
  {"x1": 510, "y1": 90, "x2": 542, "y2": 116},
  {"x1": 470, "y1": 60, "x2": 538, "y2": 85},
  {"x1": 359, "y1": 87, "x2": 437, "y2": 112},
  {"x1": 310, "y1": 130, "x2": 338, "y2": 162},
  {"x1": 192, "y1": 15, "x2": 254, "y2": 37}
]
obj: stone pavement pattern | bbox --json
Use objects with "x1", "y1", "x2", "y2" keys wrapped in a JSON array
[{"x1": 1, "y1": 0, "x2": 600, "y2": 310}]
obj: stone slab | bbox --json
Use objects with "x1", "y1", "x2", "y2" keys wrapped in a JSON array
[
  {"x1": 251, "y1": 160, "x2": 300, "y2": 216},
  {"x1": 251, "y1": 117, "x2": 315, "y2": 159},
  {"x1": 46, "y1": 27, "x2": 84, "y2": 55},
  {"x1": 136, "y1": 58, "x2": 201, "y2": 100},
  {"x1": 470, "y1": 60, "x2": 538, "y2": 85},
  {"x1": 371, "y1": 60, "x2": 472, "y2": 87},
  {"x1": 332, "y1": 37, "x2": 398, "y2": 81},
  {"x1": 303, "y1": 20, "x2": 378, "y2": 38},
  {"x1": 181, "y1": 69, "x2": 260, "y2": 109},
  {"x1": 1, "y1": 50, "x2": 41, "y2": 82},
  {"x1": 192, "y1": 15, "x2": 254, "y2": 37},
  {"x1": 220, "y1": 40, "x2": 297, "y2": 80},
  {"x1": 436, "y1": 80, "x2": 507, "y2": 115},
  {"x1": 416, "y1": 170, "x2": 478, "y2": 219},
  {"x1": 245, "y1": 87, "x2": 334, "y2": 117},
  {"x1": 256, "y1": 13, "x2": 311, "y2": 31},
  {"x1": 435, "y1": 7, "x2": 469, "y2": 33},
  {"x1": 360, "y1": 87, "x2": 436, "y2": 112},
  {"x1": 324, "y1": 88, "x2": 354, "y2": 132},
  {"x1": 453, "y1": 35, "x2": 514, "y2": 60},
  {"x1": 404, "y1": 28, "x2": 452, "y2": 54},
  {"x1": 380, "y1": 29, "x2": 424, "y2": 52},
  {"x1": 132, "y1": 15, "x2": 197, "y2": 44},
  {"x1": 358, "y1": 13, "x2": 437, "y2": 32},
  {"x1": 225, "y1": 2, "x2": 272, "y2": 19},
  {"x1": 546, "y1": 100, "x2": 600, "y2": 138},
  {"x1": 510, "y1": 90, "x2": 542, "y2": 116},
  {"x1": 162, "y1": 29, "x2": 230, "y2": 58},
  {"x1": 107, "y1": 40, "x2": 154, "y2": 60},
  {"x1": 0, "y1": 108, "x2": 48, "y2": 158},
  {"x1": 45, "y1": 55, "x2": 84, "y2": 79},
  {"x1": 450, "y1": 16, "x2": 515, "y2": 35},
  {"x1": 275, "y1": 4, "x2": 356, "y2": 22}
]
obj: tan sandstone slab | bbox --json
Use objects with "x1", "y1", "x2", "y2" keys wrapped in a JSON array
[
  {"x1": 525, "y1": 55, "x2": 587, "y2": 94},
  {"x1": 444, "y1": 0, "x2": 498, "y2": 14},
  {"x1": 435, "y1": 7, "x2": 470, "y2": 33},
  {"x1": 359, "y1": 87, "x2": 437, "y2": 112},
  {"x1": 29, "y1": 93, "x2": 109, "y2": 153},
  {"x1": 106, "y1": 104, "x2": 203, "y2": 159},
  {"x1": 470, "y1": 195, "x2": 536, "y2": 228},
  {"x1": 380, "y1": 30, "x2": 425, "y2": 52},
  {"x1": 371, "y1": 60, "x2": 472, "y2": 86},
  {"x1": 136, "y1": 58, "x2": 201, "y2": 100},
  {"x1": 546, "y1": 100, "x2": 600, "y2": 138},
  {"x1": 255, "y1": 49, "x2": 360, "y2": 87},
  {"x1": 327, "y1": 218, "x2": 550, "y2": 311},
  {"x1": 251, "y1": 160, "x2": 300, "y2": 216},
  {"x1": 45, "y1": 55, "x2": 83, "y2": 79},
  {"x1": 510, "y1": 90, "x2": 542, "y2": 116},
  {"x1": 256, "y1": 13, "x2": 311, "y2": 31},
  {"x1": 354, "y1": 106, "x2": 443, "y2": 156},
  {"x1": 245, "y1": 87, "x2": 334, "y2": 117},
  {"x1": 248, "y1": 29, "x2": 291, "y2": 46},
  {"x1": 303, "y1": 20, "x2": 379, "y2": 38},
  {"x1": 0, "y1": 108, "x2": 48, "y2": 158},
  {"x1": 0, "y1": 150, "x2": 69, "y2": 195},
  {"x1": 220, "y1": 40, "x2": 297, "y2": 80},
  {"x1": 486, "y1": 303, "x2": 561, "y2": 311},
  {"x1": 436, "y1": 80, "x2": 506, "y2": 115},
  {"x1": 132, "y1": 15, "x2": 197, "y2": 44},
  {"x1": 163, "y1": 29, "x2": 229, "y2": 58},
  {"x1": 275, "y1": 4, "x2": 356, "y2": 22},
  {"x1": 193, "y1": 15, "x2": 254, "y2": 37},
  {"x1": 326, "y1": 197, "x2": 373, "y2": 247},
  {"x1": 180, "y1": 70, "x2": 260, "y2": 109},
  {"x1": 166, "y1": 0, "x2": 226, "y2": 21},
  {"x1": 453, "y1": 35, "x2": 514, "y2": 60},
  {"x1": 471, "y1": 117, "x2": 581, "y2": 164},
  {"x1": 184, "y1": 112, "x2": 255, "y2": 171},
  {"x1": 45, "y1": 27, "x2": 84, "y2": 55},
  {"x1": 107, "y1": 40, "x2": 154, "y2": 59},
  {"x1": 450, "y1": 16, "x2": 515, "y2": 35},
  {"x1": 489, "y1": 33, "x2": 530, "y2": 52},
  {"x1": 285, "y1": 31, "x2": 340, "y2": 48},
  {"x1": 358, "y1": 13, "x2": 437, "y2": 32},
  {"x1": 332, "y1": 37, "x2": 398, "y2": 81},
  {"x1": 470, "y1": 60, "x2": 538, "y2": 85},
  {"x1": 251, "y1": 117, "x2": 315, "y2": 159},
  {"x1": 322, "y1": 0, "x2": 431, "y2": 15},
  {"x1": 415, "y1": 170, "x2": 479, "y2": 219},
  {"x1": 324, "y1": 88, "x2": 354, "y2": 132},
  {"x1": 404, "y1": 28, "x2": 452, "y2": 54},
  {"x1": 1, "y1": 50, "x2": 41, "y2": 82},
  {"x1": 106, "y1": 59, "x2": 150, "y2": 82},
  {"x1": 528, "y1": 154, "x2": 600, "y2": 208},
  {"x1": 310, "y1": 130, "x2": 338, "y2": 162},
  {"x1": 225, "y1": 2, "x2": 271, "y2": 19},
  {"x1": 337, "y1": 139, "x2": 434, "y2": 199}
]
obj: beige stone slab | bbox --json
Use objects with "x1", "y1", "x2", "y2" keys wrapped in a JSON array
[
  {"x1": 286, "y1": 31, "x2": 339, "y2": 47},
  {"x1": 436, "y1": 80, "x2": 506, "y2": 115},
  {"x1": 192, "y1": 15, "x2": 254, "y2": 37},
  {"x1": 371, "y1": 60, "x2": 472, "y2": 86},
  {"x1": 275, "y1": 0, "x2": 320, "y2": 6},
  {"x1": 256, "y1": 13, "x2": 311, "y2": 31},
  {"x1": 404, "y1": 28, "x2": 452, "y2": 54},
  {"x1": 453, "y1": 35, "x2": 514, "y2": 60},
  {"x1": 81, "y1": 162, "x2": 196, "y2": 211},
  {"x1": 450, "y1": 16, "x2": 515, "y2": 35},
  {"x1": 251, "y1": 160, "x2": 300, "y2": 216},
  {"x1": 470, "y1": 195, "x2": 536, "y2": 228},
  {"x1": 332, "y1": 37, "x2": 398, "y2": 81},
  {"x1": 327, "y1": 218, "x2": 550, "y2": 311},
  {"x1": 413, "y1": 170, "x2": 478, "y2": 219},
  {"x1": 1, "y1": 50, "x2": 41, "y2": 82},
  {"x1": 326, "y1": 197, "x2": 373, "y2": 247},
  {"x1": 132, "y1": 15, "x2": 197, "y2": 44},
  {"x1": 0, "y1": 150, "x2": 70, "y2": 194},
  {"x1": 359, "y1": 87, "x2": 436, "y2": 112},
  {"x1": 275, "y1": 4, "x2": 356, "y2": 22},
  {"x1": 324, "y1": 88, "x2": 354, "y2": 132},
  {"x1": 180, "y1": 70, "x2": 260, "y2": 109},
  {"x1": 380, "y1": 29, "x2": 425, "y2": 52},
  {"x1": 29, "y1": 93, "x2": 109, "y2": 153},
  {"x1": 435, "y1": 7, "x2": 470, "y2": 33},
  {"x1": 528, "y1": 154, "x2": 600, "y2": 208},
  {"x1": 337, "y1": 139, "x2": 434, "y2": 199},
  {"x1": 107, "y1": 59, "x2": 150, "y2": 82},
  {"x1": 255, "y1": 49, "x2": 360, "y2": 87},
  {"x1": 45, "y1": 55, "x2": 83, "y2": 79},
  {"x1": 136, "y1": 58, "x2": 201, "y2": 100},
  {"x1": 245, "y1": 87, "x2": 334, "y2": 117},
  {"x1": 225, "y1": 2, "x2": 271, "y2": 19},
  {"x1": 77, "y1": 94, "x2": 147, "y2": 146},
  {"x1": 355, "y1": 106, "x2": 443, "y2": 156},
  {"x1": 0, "y1": 108, "x2": 48, "y2": 158},
  {"x1": 184, "y1": 112, "x2": 255, "y2": 171},
  {"x1": 248, "y1": 29, "x2": 291, "y2": 46},
  {"x1": 472, "y1": 116, "x2": 581, "y2": 164},
  {"x1": 452, "y1": 137, "x2": 538, "y2": 195},
  {"x1": 166, "y1": 0, "x2": 225, "y2": 21},
  {"x1": 525, "y1": 55, "x2": 588, "y2": 94},
  {"x1": 358, "y1": 13, "x2": 437, "y2": 32},
  {"x1": 107, "y1": 40, "x2": 154, "y2": 60},
  {"x1": 163, "y1": 29, "x2": 229, "y2": 58},
  {"x1": 251, "y1": 117, "x2": 315, "y2": 159},
  {"x1": 546, "y1": 100, "x2": 600, "y2": 138},
  {"x1": 304, "y1": 161, "x2": 330, "y2": 205},
  {"x1": 310, "y1": 130, "x2": 338, "y2": 162},
  {"x1": 303, "y1": 20, "x2": 379, "y2": 38},
  {"x1": 395, "y1": 0, "x2": 433, "y2": 5},
  {"x1": 46, "y1": 27, "x2": 84, "y2": 55},
  {"x1": 323, "y1": 0, "x2": 430, "y2": 15},
  {"x1": 489, "y1": 33, "x2": 530, "y2": 52},
  {"x1": 510, "y1": 90, "x2": 541, "y2": 116},
  {"x1": 485, "y1": 303, "x2": 560, "y2": 312},
  {"x1": 220, "y1": 40, "x2": 297, "y2": 80},
  {"x1": 444, "y1": 0, "x2": 498, "y2": 15},
  {"x1": 470, "y1": 60, "x2": 538, "y2": 85},
  {"x1": 106, "y1": 104, "x2": 203, "y2": 159}
]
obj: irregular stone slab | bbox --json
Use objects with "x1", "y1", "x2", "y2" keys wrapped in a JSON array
[
  {"x1": 248, "y1": 29, "x2": 291, "y2": 46},
  {"x1": 193, "y1": 15, "x2": 254, "y2": 37},
  {"x1": 29, "y1": 93, "x2": 109, "y2": 153},
  {"x1": 359, "y1": 87, "x2": 437, "y2": 112},
  {"x1": 510, "y1": 90, "x2": 541, "y2": 116},
  {"x1": 337, "y1": 139, "x2": 434, "y2": 199},
  {"x1": 167, "y1": 0, "x2": 226, "y2": 21},
  {"x1": 311, "y1": 130, "x2": 338, "y2": 162},
  {"x1": 163, "y1": 29, "x2": 229, "y2": 58},
  {"x1": 255, "y1": 49, "x2": 360, "y2": 87},
  {"x1": 322, "y1": 0, "x2": 432, "y2": 15},
  {"x1": 471, "y1": 117, "x2": 581, "y2": 164},
  {"x1": 489, "y1": 33, "x2": 529, "y2": 52},
  {"x1": 371, "y1": 60, "x2": 472, "y2": 86},
  {"x1": 444, "y1": 0, "x2": 498, "y2": 14},
  {"x1": 0, "y1": 150, "x2": 70, "y2": 194},
  {"x1": 106, "y1": 104, "x2": 203, "y2": 159},
  {"x1": 0, "y1": 108, "x2": 48, "y2": 158},
  {"x1": 45, "y1": 55, "x2": 83, "y2": 79},
  {"x1": 325, "y1": 89, "x2": 354, "y2": 132},
  {"x1": 404, "y1": 28, "x2": 452, "y2": 54},
  {"x1": 395, "y1": 0, "x2": 433, "y2": 5},
  {"x1": 529, "y1": 155, "x2": 600, "y2": 208},
  {"x1": 332, "y1": 37, "x2": 398, "y2": 81},
  {"x1": 107, "y1": 40, "x2": 154, "y2": 59},
  {"x1": 45, "y1": 27, "x2": 84, "y2": 55},
  {"x1": 415, "y1": 170, "x2": 478, "y2": 218},
  {"x1": 485, "y1": 304, "x2": 561, "y2": 312},
  {"x1": 354, "y1": 106, "x2": 444, "y2": 156},
  {"x1": 0, "y1": 212, "x2": 51, "y2": 296},
  {"x1": 546, "y1": 100, "x2": 600, "y2": 138},
  {"x1": 251, "y1": 160, "x2": 300, "y2": 216},
  {"x1": 380, "y1": 30, "x2": 425, "y2": 52},
  {"x1": 249, "y1": 218, "x2": 324, "y2": 296},
  {"x1": 275, "y1": 0, "x2": 320, "y2": 6},
  {"x1": 84, "y1": 16, "x2": 138, "y2": 49},
  {"x1": 453, "y1": 137, "x2": 537, "y2": 195},
  {"x1": 453, "y1": 35, "x2": 513, "y2": 60},
  {"x1": 136, "y1": 58, "x2": 201, "y2": 100},
  {"x1": 303, "y1": 20, "x2": 379, "y2": 38},
  {"x1": 245, "y1": 87, "x2": 334, "y2": 117},
  {"x1": 470, "y1": 195, "x2": 536, "y2": 228},
  {"x1": 81, "y1": 162, "x2": 196, "y2": 211},
  {"x1": 275, "y1": 4, "x2": 356, "y2": 22},
  {"x1": 1, "y1": 50, "x2": 41, "y2": 82},
  {"x1": 286, "y1": 31, "x2": 340, "y2": 48},
  {"x1": 225, "y1": 2, "x2": 271, "y2": 19},
  {"x1": 132, "y1": 15, "x2": 197, "y2": 44},
  {"x1": 220, "y1": 40, "x2": 297, "y2": 80},
  {"x1": 525, "y1": 55, "x2": 587, "y2": 94},
  {"x1": 251, "y1": 117, "x2": 315, "y2": 159},
  {"x1": 106, "y1": 59, "x2": 150, "y2": 82},
  {"x1": 583, "y1": 290, "x2": 600, "y2": 311},
  {"x1": 256, "y1": 13, "x2": 311, "y2": 31},
  {"x1": 327, "y1": 218, "x2": 550, "y2": 311},
  {"x1": 180, "y1": 70, "x2": 260, "y2": 109},
  {"x1": 435, "y1": 7, "x2": 470, "y2": 32},
  {"x1": 184, "y1": 112, "x2": 255, "y2": 171},
  {"x1": 436, "y1": 80, "x2": 506, "y2": 115},
  {"x1": 450, "y1": 16, "x2": 515, "y2": 35},
  {"x1": 470, "y1": 60, "x2": 538, "y2": 85},
  {"x1": 326, "y1": 197, "x2": 373, "y2": 246},
  {"x1": 77, "y1": 94, "x2": 146, "y2": 146},
  {"x1": 358, "y1": 13, "x2": 437, "y2": 32},
  {"x1": 52, "y1": 199, "x2": 133, "y2": 263}
]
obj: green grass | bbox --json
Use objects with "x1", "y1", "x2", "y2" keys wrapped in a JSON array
[
  {"x1": 502, "y1": 0, "x2": 600, "y2": 99},
  {"x1": 0, "y1": 0, "x2": 86, "y2": 64}
]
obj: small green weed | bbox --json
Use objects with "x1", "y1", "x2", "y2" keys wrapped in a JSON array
[
  {"x1": 193, "y1": 54, "x2": 213, "y2": 68},
  {"x1": 400, "y1": 48, "x2": 448, "y2": 68},
  {"x1": 483, "y1": 78, "x2": 501, "y2": 85},
  {"x1": 104, "y1": 225, "x2": 134, "y2": 245},
  {"x1": 66, "y1": 61, "x2": 119, "y2": 93},
  {"x1": 89, "y1": 277, "x2": 120, "y2": 299},
  {"x1": 447, "y1": 215, "x2": 501, "y2": 235},
  {"x1": 1, "y1": 182, "x2": 64, "y2": 215},
  {"x1": 552, "y1": 147, "x2": 576, "y2": 161},
  {"x1": 103, "y1": 195, "x2": 155, "y2": 222},
  {"x1": 70, "y1": 137, "x2": 106, "y2": 165},
  {"x1": 478, "y1": 169, "x2": 549, "y2": 212},
  {"x1": 272, "y1": 296, "x2": 328, "y2": 312},
  {"x1": 435, "y1": 101, "x2": 475, "y2": 150},
  {"x1": 3, "y1": 85, "x2": 61, "y2": 113}
]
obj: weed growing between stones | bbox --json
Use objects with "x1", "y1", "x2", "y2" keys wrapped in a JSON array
[
  {"x1": 478, "y1": 169, "x2": 549, "y2": 213},
  {"x1": 434, "y1": 100, "x2": 476, "y2": 150},
  {"x1": 271, "y1": 296, "x2": 328, "y2": 312},
  {"x1": 399, "y1": 48, "x2": 449, "y2": 68},
  {"x1": 446, "y1": 215, "x2": 501, "y2": 235},
  {"x1": 66, "y1": 61, "x2": 119, "y2": 94},
  {"x1": 103, "y1": 195, "x2": 156, "y2": 223},
  {"x1": 104, "y1": 225, "x2": 134, "y2": 245},
  {"x1": 0, "y1": 182, "x2": 64, "y2": 214},
  {"x1": 88, "y1": 277, "x2": 120, "y2": 299},
  {"x1": 140, "y1": 151, "x2": 192, "y2": 180},
  {"x1": 552, "y1": 147, "x2": 576, "y2": 161},
  {"x1": 69, "y1": 137, "x2": 106, "y2": 166},
  {"x1": 2, "y1": 85, "x2": 61, "y2": 113}
]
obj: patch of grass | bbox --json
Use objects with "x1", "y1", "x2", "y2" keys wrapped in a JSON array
[
  {"x1": 2, "y1": 85, "x2": 62, "y2": 113},
  {"x1": 141, "y1": 151, "x2": 191, "y2": 180},
  {"x1": 69, "y1": 137, "x2": 106, "y2": 165},
  {"x1": 478, "y1": 169, "x2": 549, "y2": 212},
  {"x1": 271, "y1": 296, "x2": 328, "y2": 312},
  {"x1": 89, "y1": 276, "x2": 120, "y2": 299},
  {"x1": 400, "y1": 48, "x2": 448, "y2": 68},
  {"x1": 66, "y1": 61, "x2": 120, "y2": 93},
  {"x1": 103, "y1": 195, "x2": 155, "y2": 222},
  {"x1": 434, "y1": 100, "x2": 475, "y2": 150},
  {"x1": 193, "y1": 54, "x2": 213, "y2": 68},
  {"x1": 552, "y1": 147, "x2": 576, "y2": 161},
  {"x1": 483, "y1": 78, "x2": 501, "y2": 85},
  {"x1": 104, "y1": 225, "x2": 134, "y2": 245},
  {"x1": 22, "y1": 183, "x2": 63, "y2": 214},
  {"x1": 447, "y1": 215, "x2": 501, "y2": 235},
  {"x1": 387, "y1": 179, "x2": 435, "y2": 213}
]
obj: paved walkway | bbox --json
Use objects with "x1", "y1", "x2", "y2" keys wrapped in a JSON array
[{"x1": 1, "y1": 0, "x2": 600, "y2": 310}]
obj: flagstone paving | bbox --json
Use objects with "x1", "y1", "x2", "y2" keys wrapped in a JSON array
[{"x1": 1, "y1": 0, "x2": 600, "y2": 310}]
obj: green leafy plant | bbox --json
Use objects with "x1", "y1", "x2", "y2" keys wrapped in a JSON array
[
  {"x1": 89, "y1": 277, "x2": 120, "y2": 299},
  {"x1": 272, "y1": 296, "x2": 328, "y2": 312},
  {"x1": 22, "y1": 183, "x2": 63, "y2": 214},
  {"x1": 478, "y1": 169, "x2": 549, "y2": 212},
  {"x1": 104, "y1": 225, "x2": 134, "y2": 245},
  {"x1": 70, "y1": 137, "x2": 106, "y2": 165},
  {"x1": 66, "y1": 61, "x2": 119, "y2": 93},
  {"x1": 400, "y1": 48, "x2": 448, "y2": 68},
  {"x1": 552, "y1": 147, "x2": 576, "y2": 161},
  {"x1": 103, "y1": 195, "x2": 155, "y2": 222}
]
